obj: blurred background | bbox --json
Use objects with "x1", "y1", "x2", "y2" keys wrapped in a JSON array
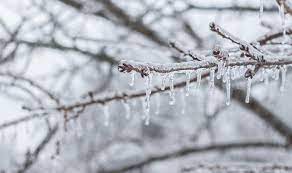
[{"x1": 0, "y1": 0, "x2": 292, "y2": 172}]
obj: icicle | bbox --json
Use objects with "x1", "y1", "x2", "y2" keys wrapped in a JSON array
[
  {"x1": 123, "y1": 101, "x2": 131, "y2": 119},
  {"x1": 280, "y1": 65, "x2": 287, "y2": 92},
  {"x1": 209, "y1": 68, "x2": 215, "y2": 91},
  {"x1": 181, "y1": 89, "x2": 186, "y2": 114},
  {"x1": 155, "y1": 94, "x2": 160, "y2": 115},
  {"x1": 161, "y1": 74, "x2": 167, "y2": 90},
  {"x1": 196, "y1": 69, "x2": 202, "y2": 89},
  {"x1": 264, "y1": 69, "x2": 269, "y2": 86},
  {"x1": 225, "y1": 67, "x2": 231, "y2": 105},
  {"x1": 222, "y1": 66, "x2": 229, "y2": 83},
  {"x1": 145, "y1": 73, "x2": 152, "y2": 112},
  {"x1": 259, "y1": 69, "x2": 264, "y2": 82},
  {"x1": 259, "y1": 0, "x2": 264, "y2": 21},
  {"x1": 231, "y1": 67, "x2": 237, "y2": 80},
  {"x1": 185, "y1": 71, "x2": 191, "y2": 96},
  {"x1": 217, "y1": 61, "x2": 223, "y2": 79},
  {"x1": 239, "y1": 66, "x2": 246, "y2": 78},
  {"x1": 103, "y1": 104, "x2": 110, "y2": 127},
  {"x1": 169, "y1": 73, "x2": 176, "y2": 105},
  {"x1": 141, "y1": 97, "x2": 146, "y2": 120},
  {"x1": 245, "y1": 78, "x2": 252, "y2": 103},
  {"x1": 144, "y1": 73, "x2": 152, "y2": 125},
  {"x1": 129, "y1": 72, "x2": 135, "y2": 87},
  {"x1": 274, "y1": 67, "x2": 280, "y2": 80}
]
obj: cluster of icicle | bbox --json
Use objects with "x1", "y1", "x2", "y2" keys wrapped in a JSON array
[
  {"x1": 101, "y1": 0, "x2": 290, "y2": 126},
  {"x1": 124, "y1": 62, "x2": 288, "y2": 126}
]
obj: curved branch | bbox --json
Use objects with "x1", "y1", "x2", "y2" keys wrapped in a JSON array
[{"x1": 98, "y1": 141, "x2": 289, "y2": 173}]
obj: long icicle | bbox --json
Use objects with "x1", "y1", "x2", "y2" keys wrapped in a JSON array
[{"x1": 144, "y1": 73, "x2": 152, "y2": 125}]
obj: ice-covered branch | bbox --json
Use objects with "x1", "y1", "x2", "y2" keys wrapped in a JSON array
[
  {"x1": 118, "y1": 59, "x2": 292, "y2": 77},
  {"x1": 169, "y1": 41, "x2": 202, "y2": 61},
  {"x1": 209, "y1": 22, "x2": 265, "y2": 61},
  {"x1": 0, "y1": 71, "x2": 211, "y2": 130}
]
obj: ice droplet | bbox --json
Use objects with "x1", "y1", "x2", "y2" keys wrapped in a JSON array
[
  {"x1": 245, "y1": 78, "x2": 252, "y2": 103},
  {"x1": 280, "y1": 65, "x2": 287, "y2": 92}
]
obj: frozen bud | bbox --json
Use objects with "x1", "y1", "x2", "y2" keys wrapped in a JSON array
[
  {"x1": 209, "y1": 22, "x2": 216, "y2": 31},
  {"x1": 213, "y1": 45, "x2": 228, "y2": 60},
  {"x1": 244, "y1": 69, "x2": 255, "y2": 79}
]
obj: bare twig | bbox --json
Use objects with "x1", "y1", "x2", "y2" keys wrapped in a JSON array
[{"x1": 16, "y1": 125, "x2": 58, "y2": 173}]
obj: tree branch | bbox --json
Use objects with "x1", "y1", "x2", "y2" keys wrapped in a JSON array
[
  {"x1": 16, "y1": 125, "x2": 58, "y2": 173},
  {"x1": 98, "y1": 141, "x2": 288, "y2": 173}
]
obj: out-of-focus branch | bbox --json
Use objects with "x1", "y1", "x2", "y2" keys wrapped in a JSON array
[
  {"x1": 98, "y1": 0, "x2": 168, "y2": 46},
  {"x1": 0, "y1": 72, "x2": 60, "y2": 105},
  {"x1": 185, "y1": 3, "x2": 279, "y2": 13},
  {"x1": 17, "y1": 39, "x2": 118, "y2": 64},
  {"x1": 182, "y1": 163, "x2": 292, "y2": 173},
  {"x1": 182, "y1": 21, "x2": 204, "y2": 49},
  {"x1": 256, "y1": 27, "x2": 292, "y2": 45},
  {"x1": 232, "y1": 88, "x2": 292, "y2": 143},
  {"x1": 98, "y1": 141, "x2": 289, "y2": 173},
  {"x1": 16, "y1": 125, "x2": 58, "y2": 173},
  {"x1": 0, "y1": 112, "x2": 49, "y2": 131}
]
